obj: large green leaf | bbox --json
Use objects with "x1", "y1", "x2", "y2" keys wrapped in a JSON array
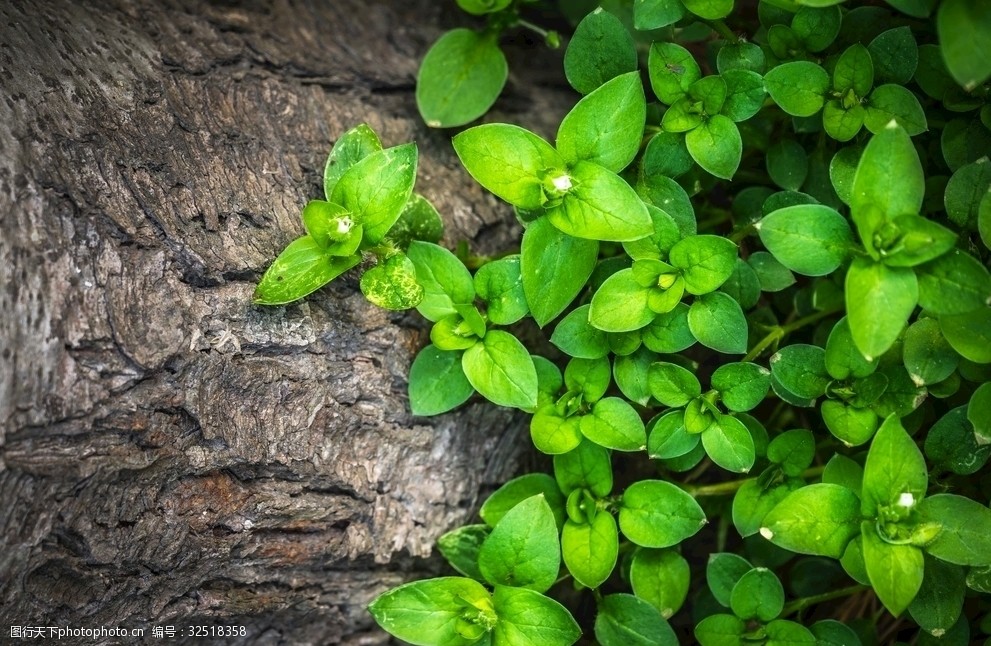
[
  {"x1": 761, "y1": 484, "x2": 862, "y2": 558},
  {"x1": 861, "y1": 415, "x2": 928, "y2": 517},
  {"x1": 917, "y1": 494, "x2": 991, "y2": 566},
  {"x1": 491, "y1": 586, "x2": 581, "y2": 646},
  {"x1": 324, "y1": 123, "x2": 382, "y2": 199},
  {"x1": 369, "y1": 577, "x2": 493, "y2": 646},
  {"x1": 845, "y1": 257, "x2": 918, "y2": 361},
  {"x1": 757, "y1": 204, "x2": 853, "y2": 276},
  {"x1": 417, "y1": 29, "x2": 507, "y2": 128},
  {"x1": 407, "y1": 241, "x2": 475, "y2": 322},
  {"x1": 619, "y1": 480, "x2": 706, "y2": 548},
  {"x1": 254, "y1": 237, "x2": 359, "y2": 305},
  {"x1": 521, "y1": 218, "x2": 599, "y2": 327},
  {"x1": 331, "y1": 143, "x2": 418, "y2": 245},
  {"x1": 546, "y1": 161, "x2": 653, "y2": 242},
  {"x1": 462, "y1": 331, "x2": 538, "y2": 410},
  {"x1": 557, "y1": 72, "x2": 646, "y2": 173},
  {"x1": 478, "y1": 495, "x2": 561, "y2": 592}
]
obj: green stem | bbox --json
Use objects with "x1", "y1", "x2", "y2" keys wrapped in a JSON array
[
  {"x1": 684, "y1": 465, "x2": 826, "y2": 497},
  {"x1": 782, "y1": 584, "x2": 868, "y2": 616},
  {"x1": 705, "y1": 19, "x2": 740, "y2": 44},
  {"x1": 741, "y1": 306, "x2": 843, "y2": 363}
]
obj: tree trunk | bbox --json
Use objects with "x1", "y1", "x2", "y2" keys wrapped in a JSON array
[{"x1": 0, "y1": 1, "x2": 568, "y2": 642}]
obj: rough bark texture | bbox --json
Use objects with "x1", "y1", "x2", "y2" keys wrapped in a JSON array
[{"x1": 0, "y1": 1, "x2": 569, "y2": 643}]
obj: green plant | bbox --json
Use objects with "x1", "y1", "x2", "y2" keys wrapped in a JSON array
[{"x1": 258, "y1": 0, "x2": 991, "y2": 643}]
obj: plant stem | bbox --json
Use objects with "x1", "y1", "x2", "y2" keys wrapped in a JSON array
[
  {"x1": 782, "y1": 584, "x2": 868, "y2": 616},
  {"x1": 742, "y1": 306, "x2": 843, "y2": 362},
  {"x1": 684, "y1": 465, "x2": 826, "y2": 497},
  {"x1": 705, "y1": 19, "x2": 739, "y2": 44}
]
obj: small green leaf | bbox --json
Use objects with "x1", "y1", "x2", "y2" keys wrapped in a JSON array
[
  {"x1": 590, "y1": 269, "x2": 656, "y2": 333},
  {"x1": 748, "y1": 252, "x2": 796, "y2": 292},
  {"x1": 767, "y1": 429, "x2": 815, "y2": 476},
  {"x1": 554, "y1": 441, "x2": 613, "y2": 497},
  {"x1": 480, "y1": 474, "x2": 566, "y2": 529},
  {"x1": 822, "y1": 401, "x2": 879, "y2": 447},
  {"x1": 712, "y1": 362, "x2": 771, "y2": 412},
  {"x1": 757, "y1": 204, "x2": 853, "y2": 276},
  {"x1": 862, "y1": 415, "x2": 927, "y2": 517},
  {"x1": 717, "y1": 42, "x2": 765, "y2": 73},
  {"x1": 810, "y1": 620, "x2": 863, "y2": 646},
  {"x1": 876, "y1": 214, "x2": 957, "y2": 268},
  {"x1": 387, "y1": 193, "x2": 445, "y2": 249},
  {"x1": 937, "y1": 0, "x2": 991, "y2": 91},
  {"x1": 417, "y1": 29, "x2": 507, "y2": 128},
  {"x1": 634, "y1": 0, "x2": 686, "y2": 29},
  {"x1": 547, "y1": 161, "x2": 653, "y2": 242},
  {"x1": 331, "y1": 143, "x2": 418, "y2": 245},
  {"x1": 648, "y1": 361, "x2": 702, "y2": 407},
  {"x1": 565, "y1": 8, "x2": 638, "y2": 94},
  {"x1": 521, "y1": 218, "x2": 599, "y2": 328},
  {"x1": 630, "y1": 549, "x2": 691, "y2": 618},
  {"x1": 908, "y1": 555, "x2": 967, "y2": 636},
  {"x1": 688, "y1": 292, "x2": 748, "y2": 354},
  {"x1": 531, "y1": 408, "x2": 583, "y2": 455},
  {"x1": 823, "y1": 101, "x2": 866, "y2": 142},
  {"x1": 695, "y1": 614, "x2": 745, "y2": 646},
  {"x1": 475, "y1": 256, "x2": 528, "y2": 325},
  {"x1": 845, "y1": 258, "x2": 918, "y2": 361},
  {"x1": 648, "y1": 410, "x2": 700, "y2": 459},
  {"x1": 733, "y1": 479, "x2": 803, "y2": 538},
  {"x1": 369, "y1": 577, "x2": 493, "y2": 646},
  {"x1": 685, "y1": 115, "x2": 742, "y2": 180},
  {"x1": 648, "y1": 42, "x2": 702, "y2": 104},
  {"x1": 970, "y1": 383, "x2": 991, "y2": 444},
  {"x1": 453, "y1": 124, "x2": 565, "y2": 210},
  {"x1": 669, "y1": 235, "x2": 738, "y2": 295},
  {"x1": 766, "y1": 140, "x2": 808, "y2": 191},
  {"x1": 917, "y1": 494, "x2": 991, "y2": 566},
  {"x1": 903, "y1": 318, "x2": 958, "y2": 386},
  {"x1": 360, "y1": 253, "x2": 423, "y2": 310},
  {"x1": 706, "y1": 552, "x2": 753, "y2": 606},
  {"x1": 761, "y1": 484, "x2": 862, "y2": 558},
  {"x1": 864, "y1": 84, "x2": 928, "y2": 136},
  {"x1": 557, "y1": 72, "x2": 646, "y2": 173},
  {"x1": 562, "y1": 513, "x2": 619, "y2": 589},
  {"x1": 614, "y1": 347, "x2": 657, "y2": 406},
  {"x1": 793, "y1": 5, "x2": 842, "y2": 52},
  {"x1": 619, "y1": 480, "x2": 707, "y2": 548},
  {"x1": 437, "y1": 524, "x2": 490, "y2": 582},
  {"x1": 254, "y1": 237, "x2": 359, "y2": 305},
  {"x1": 833, "y1": 44, "x2": 875, "y2": 97},
  {"x1": 764, "y1": 61, "x2": 830, "y2": 117},
  {"x1": 301, "y1": 200, "x2": 362, "y2": 252},
  {"x1": 551, "y1": 305, "x2": 609, "y2": 359},
  {"x1": 730, "y1": 567, "x2": 784, "y2": 622},
  {"x1": 580, "y1": 397, "x2": 647, "y2": 451},
  {"x1": 720, "y1": 69, "x2": 766, "y2": 122},
  {"x1": 462, "y1": 331, "x2": 538, "y2": 410},
  {"x1": 944, "y1": 159, "x2": 991, "y2": 229},
  {"x1": 324, "y1": 123, "x2": 382, "y2": 199},
  {"x1": 764, "y1": 620, "x2": 817, "y2": 645},
  {"x1": 407, "y1": 241, "x2": 475, "y2": 322},
  {"x1": 702, "y1": 414, "x2": 756, "y2": 473},
  {"x1": 478, "y1": 494, "x2": 561, "y2": 592},
  {"x1": 770, "y1": 344, "x2": 829, "y2": 400},
  {"x1": 940, "y1": 308, "x2": 991, "y2": 364},
  {"x1": 825, "y1": 317, "x2": 878, "y2": 381},
  {"x1": 408, "y1": 345, "x2": 474, "y2": 416},
  {"x1": 595, "y1": 593, "x2": 678, "y2": 646},
  {"x1": 861, "y1": 521, "x2": 924, "y2": 615},
  {"x1": 642, "y1": 304, "x2": 696, "y2": 354},
  {"x1": 926, "y1": 406, "x2": 991, "y2": 475},
  {"x1": 491, "y1": 585, "x2": 581, "y2": 646}
]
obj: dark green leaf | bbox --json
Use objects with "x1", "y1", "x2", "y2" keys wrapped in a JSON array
[
  {"x1": 748, "y1": 252, "x2": 796, "y2": 292},
  {"x1": 868, "y1": 27, "x2": 918, "y2": 84},
  {"x1": 903, "y1": 318, "x2": 958, "y2": 386},
  {"x1": 767, "y1": 429, "x2": 815, "y2": 476},
  {"x1": 669, "y1": 235, "x2": 738, "y2": 295},
  {"x1": 764, "y1": 61, "x2": 830, "y2": 117},
  {"x1": 595, "y1": 593, "x2": 678, "y2": 646},
  {"x1": 408, "y1": 345, "x2": 474, "y2": 416},
  {"x1": 648, "y1": 361, "x2": 701, "y2": 407},
  {"x1": 706, "y1": 552, "x2": 754, "y2": 606},
  {"x1": 937, "y1": 0, "x2": 991, "y2": 91},
  {"x1": 916, "y1": 249, "x2": 991, "y2": 315},
  {"x1": 712, "y1": 362, "x2": 771, "y2": 412},
  {"x1": 864, "y1": 84, "x2": 928, "y2": 136},
  {"x1": 565, "y1": 8, "x2": 638, "y2": 94},
  {"x1": 733, "y1": 478, "x2": 803, "y2": 538},
  {"x1": 702, "y1": 414, "x2": 756, "y2": 473},
  {"x1": 551, "y1": 305, "x2": 609, "y2": 359},
  {"x1": 908, "y1": 555, "x2": 966, "y2": 636},
  {"x1": 717, "y1": 42, "x2": 765, "y2": 74},
  {"x1": 695, "y1": 614, "x2": 745, "y2": 646},
  {"x1": 634, "y1": 0, "x2": 686, "y2": 29},
  {"x1": 647, "y1": 410, "x2": 701, "y2": 459},
  {"x1": 766, "y1": 140, "x2": 808, "y2": 191},
  {"x1": 944, "y1": 159, "x2": 991, "y2": 230},
  {"x1": 720, "y1": 69, "x2": 766, "y2": 122},
  {"x1": 478, "y1": 494, "x2": 561, "y2": 592},
  {"x1": 770, "y1": 344, "x2": 829, "y2": 400},
  {"x1": 475, "y1": 256, "x2": 527, "y2": 325},
  {"x1": 940, "y1": 308, "x2": 991, "y2": 363},
  {"x1": 387, "y1": 193, "x2": 445, "y2": 248}
]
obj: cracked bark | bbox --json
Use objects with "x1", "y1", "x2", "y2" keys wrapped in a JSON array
[{"x1": 0, "y1": 1, "x2": 570, "y2": 643}]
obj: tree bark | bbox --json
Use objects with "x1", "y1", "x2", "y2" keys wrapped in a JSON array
[{"x1": 0, "y1": 1, "x2": 568, "y2": 643}]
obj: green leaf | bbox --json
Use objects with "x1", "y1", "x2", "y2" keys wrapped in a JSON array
[
  {"x1": 521, "y1": 218, "x2": 599, "y2": 328},
  {"x1": 793, "y1": 5, "x2": 842, "y2": 52},
  {"x1": 557, "y1": 72, "x2": 646, "y2": 173},
  {"x1": 547, "y1": 161, "x2": 653, "y2": 242},
  {"x1": 491, "y1": 585, "x2": 581, "y2": 646},
  {"x1": 660, "y1": 97, "x2": 703, "y2": 133},
  {"x1": 721, "y1": 259, "x2": 761, "y2": 310},
  {"x1": 869, "y1": 27, "x2": 918, "y2": 84},
  {"x1": 702, "y1": 414, "x2": 756, "y2": 473},
  {"x1": 639, "y1": 132, "x2": 695, "y2": 182},
  {"x1": 480, "y1": 474, "x2": 566, "y2": 529},
  {"x1": 917, "y1": 494, "x2": 991, "y2": 565},
  {"x1": 462, "y1": 331, "x2": 538, "y2": 410},
  {"x1": 825, "y1": 317, "x2": 878, "y2": 380},
  {"x1": 937, "y1": 0, "x2": 991, "y2": 91},
  {"x1": 630, "y1": 549, "x2": 691, "y2": 618},
  {"x1": 407, "y1": 241, "x2": 475, "y2": 321},
  {"x1": 876, "y1": 214, "x2": 957, "y2": 268},
  {"x1": 768, "y1": 429, "x2": 815, "y2": 476},
  {"x1": 331, "y1": 143, "x2": 417, "y2": 245},
  {"x1": 712, "y1": 363, "x2": 771, "y2": 412},
  {"x1": 302, "y1": 200, "x2": 359, "y2": 251},
  {"x1": 648, "y1": 361, "x2": 702, "y2": 407},
  {"x1": 619, "y1": 480, "x2": 707, "y2": 548},
  {"x1": 360, "y1": 253, "x2": 423, "y2": 310},
  {"x1": 944, "y1": 159, "x2": 991, "y2": 229},
  {"x1": 614, "y1": 348, "x2": 657, "y2": 406},
  {"x1": 926, "y1": 406, "x2": 991, "y2": 475},
  {"x1": 648, "y1": 410, "x2": 701, "y2": 460},
  {"x1": 833, "y1": 44, "x2": 875, "y2": 97},
  {"x1": 453, "y1": 124, "x2": 565, "y2": 210},
  {"x1": 823, "y1": 100, "x2": 866, "y2": 142},
  {"x1": 531, "y1": 408, "x2": 583, "y2": 455},
  {"x1": 730, "y1": 567, "x2": 784, "y2": 622},
  {"x1": 564, "y1": 8, "x2": 638, "y2": 94},
  {"x1": 861, "y1": 414, "x2": 927, "y2": 517},
  {"x1": 554, "y1": 441, "x2": 613, "y2": 497},
  {"x1": 903, "y1": 318, "x2": 958, "y2": 386},
  {"x1": 845, "y1": 258, "x2": 918, "y2": 361},
  {"x1": 850, "y1": 124, "x2": 924, "y2": 247},
  {"x1": 770, "y1": 344, "x2": 829, "y2": 400},
  {"x1": 916, "y1": 249, "x2": 991, "y2": 315},
  {"x1": 864, "y1": 84, "x2": 928, "y2": 136},
  {"x1": 254, "y1": 237, "x2": 359, "y2": 305},
  {"x1": 416, "y1": 29, "x2": 507, "y2": 128},
  {"x1": 478, "y1": 494, "x2": 561, "y2": 592},
  {"x1": 437, "y1": 524, "x2": 490, "y2": 582},
  {"x1": 590, "y1": 269, "x2": 656, "y2": 333},
  {"x1": 580, "y1": 397, "x2": 647, "y2": 451},
  {"x1": 829, "y1": 146, "x2": 863, "y2": 206},
  {"x1": 324, "y1": 123, "x2": 382, "y2": 199},
  {"x1": 409, "y1": 345, "x2": 475, "y2": 416},
  {"x1": 764, "y1": 61, "x2": 830, "y2": 117},
  {"x1": 594, "y1": 593, "x2": 678, "y2": 646},
  {"x1": 822, "y1": 401, "x2": 879, "y2": 447},
  {"x1": 634, "y1": 0, "x2": 686, "y2": 29},
  {"x1": 706, "y1": 552, "x2": 753, "y2": 606},
  {"x1": 748, "y1": 252, "x2": 796, "y2": 292},
  {"x1": 551, "y1": 306, "x2": 608, "y2": 359},
  {"x1": 642, "y1": 304, "x2": 696, "y2": 354},
  {"x1": 475, "y1": 256, "x2": 527, "y2": 325},
  {"x1": 717, "y1": 42, "x2": 766, "y2": 74},
  {"x1": 757, "y1": 204, "x2": 853, "y2": 276},
  {"x1": 733, "y1": 479, "x2": 803, "y2": 538},
  {"x1": 387, "y1": 193, "x2": 445, "y2": 249},
  {"x1": 695, "y1": 614, "x2": 745, "y2": 646},
  {"x1": 809, "y1": 620, "x2": 863, "y2": 646},
  {"x1": 908, "y1": 555, "x2": 966, "y2": 636},
  {"x1": 885, "y1": 0, "x2": 935, "y2": 17},
  {"x1": 685, "y1": 115, "x2": 742, "y2": 180},
  {"x1": 760, "y1": 484, "x2": 862, "y2": 558},
  {"x1": 682, "y1": 0, "x2": 733, "y2": 19},
  {"x1": 766, "y1": 140, "x2": 808, "y2": 191},
  {"x1": 648, "y1": 42, "x2": 702, "y2": 104},
  {"x1": 861, "y1": 522, "x2": 924, "y2": 615},
  {"x1": 669, "y1": 235, "x2": 738, "y2": 295},
  {"x1": 941, "y1": 118, "x2": 991, "y2": 172},
  {"x1": 565, "y1": 356, "x2": 611, "y2": 403},
  {"x1": 970, "y1": 383, "x2": 991, "y2": 444},
  {"x1": 688, "y1": 292, "x2": 748, "y2": 355},
  {"x1": 940, "y1": 308, "x2": 991, "y2": 363},
  {"x1": 562, "y1": 513, "x2": 619, "y2": 589},
  {"x1": 720, "y1": 69, "x2": 766, "y2": 122},
  {"x1": 369, "y1": 577, "x2": 493, "y2": 646},
  {"x1": 764, "y1": 620, "x2": 817, "y2": 645},
  {"x1": 456, "y1": 0, "x2": 511, "y2": 14}
]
